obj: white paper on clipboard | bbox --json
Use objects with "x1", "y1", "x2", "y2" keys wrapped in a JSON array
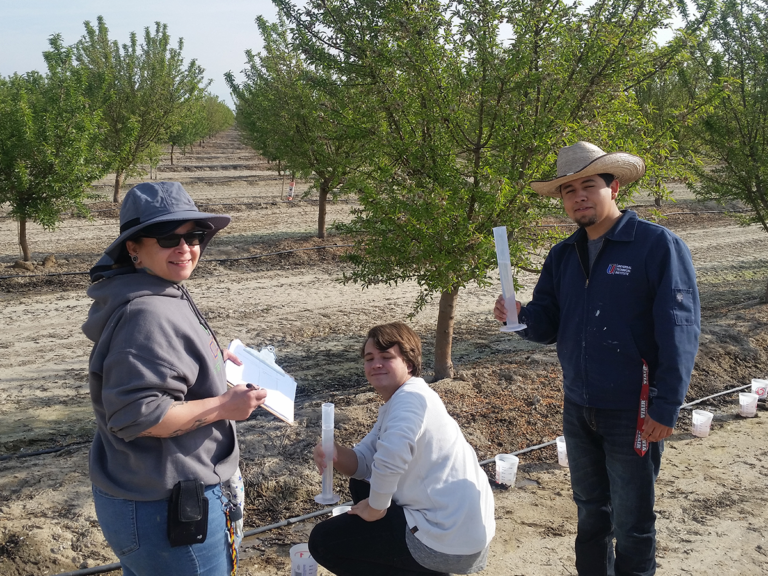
[{"x1": 225, "y1": 339, "x2": 296, "y2": 424}]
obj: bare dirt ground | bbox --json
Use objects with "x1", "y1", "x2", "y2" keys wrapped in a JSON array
[{"x1": 1, "y1": 129, "x2": 767, "y2": 576}]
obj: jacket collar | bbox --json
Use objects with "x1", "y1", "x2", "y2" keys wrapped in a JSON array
[{"x1": 563, "y1": 209, "x2": 638, "y2": 245}]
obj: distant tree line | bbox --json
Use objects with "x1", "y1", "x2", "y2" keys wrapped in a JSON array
[
  {"x1": 229, "y1": 0, "x2": 767, "y2": 379},
  {"x1": 0, "y1": 16, "x2": 234, "y2": 261}
]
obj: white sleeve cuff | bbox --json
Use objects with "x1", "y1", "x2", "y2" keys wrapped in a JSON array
[{"x1": 368, "y1": 488, "x2": 392, "y2": 511}]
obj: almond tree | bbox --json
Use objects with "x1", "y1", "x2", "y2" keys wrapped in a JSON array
[
  {"x1": 689, "y1": 0, "x2": 768, "y2": 299},
  {"x1": 277, "y1": 0, "x2": 697, "y2": 379},
  {"x1": 167, "y1": 94, "x2": 234, "y2": 164},
  {"x1": 75, "y1": 16, "x2": 208, "y2": 203},
  {"x1": 0, "y1": 36, "x2": 106, "y2": 261},
  {"x1": 226, "y1": 15, "x2": 363, "y2": 238}
]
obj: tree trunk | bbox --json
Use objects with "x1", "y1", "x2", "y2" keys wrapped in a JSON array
[
  {"x1": 318, "y1": 181, "x2": 330, "y2": 239},
  {"x1": 113, "y1": 172, "x2": 124, "y2": 204},
  {"x1": 18, "y1": 217, "x2": 30, "y2": 262},
  {"x1": 433, "y1": 288, "x2": 459, "y2": 381},
  {"x1": 170, "y1": 144, "x2": 175, "y2": 166},
  {"x1": 654, "y1": 196, "x2": 662, "y2": 207}
]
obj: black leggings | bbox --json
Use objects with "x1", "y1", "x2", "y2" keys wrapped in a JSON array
[{"x1": 307, "y1": 478, "x2": 448, "y2": 576}]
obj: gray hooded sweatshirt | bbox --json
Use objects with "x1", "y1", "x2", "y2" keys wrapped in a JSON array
[{"x1": 82, "y1": 271, "x2": 238, "y2": 501}]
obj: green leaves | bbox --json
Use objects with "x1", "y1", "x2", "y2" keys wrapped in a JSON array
[
  {"x1": 689, "y1": 0, "x2": 768, "y2": 231},
  {"x1": 269, "y1": 0, "x2": 730, "y2": 373},
  {"x1": 0, "y1": 37, "x2": 106, "y2": 260},
  {"x1": 279, "y1": 0, "x2": 683, "y2": 292},
  {"x1": 75, "y1": 16, "x2": 208, "y2": 202},
  {"x1": 227, "y1": 14, "x2": 364, "y2": 238}
]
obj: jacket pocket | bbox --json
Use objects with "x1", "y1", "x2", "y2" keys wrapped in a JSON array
[{"x1": 672, "y1": 288, "x2": 695, "y2": 326}]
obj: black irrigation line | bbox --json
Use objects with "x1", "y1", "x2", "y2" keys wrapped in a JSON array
[
  {"x1": 0, "y1": 203, "x2": 755, "y2": 221},
  {"x1": 4, "y1": 382, "x2": 759, "y2": 466},
  {"x1": 0, "y1": 193, "x2": 354, "y2": 220},
  {"x1": 0, "y1": 440, "x2": 90, "y2": 462},
  {"x1": 0, "y1": 207, "x2": 756, "y2": 279},
  {"x1": 47, "y1": 380, "x2": 763, "y2": 576},
  {"x1": 204, "y1": 244, "x2": 354, "y2": 263},
  {"x1": 0, "y1": 244, "x2": 355, "y2": 281}
]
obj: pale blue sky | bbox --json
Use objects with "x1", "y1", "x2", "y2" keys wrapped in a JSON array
[
  {"x1": 0, "y1": 0, "x2": 279, "y2": 106},
  {"x1": 1, "y1": 1, "x2": 682, "y2": 109}
]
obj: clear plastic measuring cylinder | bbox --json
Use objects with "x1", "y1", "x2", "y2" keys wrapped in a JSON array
[
  {"x1": 314, "y1": 402, "x2": 340, "y2": 505},
  {"x1": 493, "y1": 226, "x2": 527, "y2": 332}
]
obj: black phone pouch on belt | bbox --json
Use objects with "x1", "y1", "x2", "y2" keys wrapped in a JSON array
[{"x1": 168, "y1": 480, "x2": 209, "y2": 547}]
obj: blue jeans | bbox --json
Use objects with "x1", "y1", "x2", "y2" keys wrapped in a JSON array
[
  {"x1": 563, "y1": 399, "x2": 663, "y2": 576},
  {"x1": 92, "y1": 484, "x2": 233, "y2": 576}
]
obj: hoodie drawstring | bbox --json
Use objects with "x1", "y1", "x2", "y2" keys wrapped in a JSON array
[{"x1": 177, "y1": 284, "x2": 224, "y2": 354}]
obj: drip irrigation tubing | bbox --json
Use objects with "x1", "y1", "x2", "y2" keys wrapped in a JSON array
[
  {"x1": 0, "y1": 199, "x2": 321, "y2": 221},
  {"x1": 680, "y1": 383, "x2": 753, "y2": 408},
  {"x1": 0, "y1": 440, "x2": 90, "y2": 462},
  {"x1": 0, "y1": 204, "x2": 754, "y2": 221},
  {"x1": 0, "y1": 192, "x2": 360, "y2": 220},
  {"x1": 204, "y1": 244, "x2": 353, "y2": 263},
  {"x1": 0, "y1": 244, "x2": 355, "y2": 280},
  {"x1": 6, "y1": 381, "x2": 758, "y2": 466},
  {"x1": 27, "y1": 380, "x2": 764, "y2": 576}
]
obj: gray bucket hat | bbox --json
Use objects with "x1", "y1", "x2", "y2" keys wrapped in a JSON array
[
  {"x1": 530, "y1": 141, "x2": 646, "y2": 198},
  {"x1": 90, "y1": 182, "x2": 230, "y2": 281},
  {"x1": 104, "y1": 181, "x2": 230, "y2": 260}
]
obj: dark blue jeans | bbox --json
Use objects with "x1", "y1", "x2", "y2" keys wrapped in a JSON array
[{"x1": 563, "y1": 399, "x2": 663, "y2": 576}]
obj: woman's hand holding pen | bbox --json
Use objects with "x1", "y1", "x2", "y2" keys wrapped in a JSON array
[{"x1": 221, "y1": 383, "x2": 267, "y2": 421}]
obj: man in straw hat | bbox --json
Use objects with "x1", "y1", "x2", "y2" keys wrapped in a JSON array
[{"x1": 494, "y1": 142, "x2": 700, "y2": 575}]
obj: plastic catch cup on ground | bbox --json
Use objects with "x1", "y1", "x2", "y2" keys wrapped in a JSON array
[
  {"x1": 290, "y1": 543, "x2": 318, "y2": 576},
  {"x1": 691, "y1": 409, "x2": 714, "y2": 437},
  {"x1": 332, "y1": 505, "x2": 352, "y2": 516},
  {"x1": 739, "y1": 393, "x2": 759, "y2": 417},
  {"x1": 556, "y1": 436, "x2": 569, "y2": 467},
  {"x1": 495, "y1": 454, "x2": 519, "y2": 486},
  {"x1": 751, "y1": 378, "x2": 768, "y2": 400}
]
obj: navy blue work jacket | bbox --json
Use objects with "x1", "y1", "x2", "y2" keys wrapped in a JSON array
[{"x1": 518, "y1": 210, "x2": 700, "y2": 428}]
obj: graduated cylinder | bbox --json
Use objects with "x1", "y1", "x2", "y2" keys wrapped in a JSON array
[{"x1": 314, "y1": 402, "x2": 340, "y2": 505}]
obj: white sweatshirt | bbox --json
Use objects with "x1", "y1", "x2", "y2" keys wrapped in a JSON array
[{"x1": 352, "y1": 377, "x2": 495, "y2": 555}]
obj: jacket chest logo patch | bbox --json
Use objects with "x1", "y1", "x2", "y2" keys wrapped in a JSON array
[{"x1": 606, "y1": 264, "x2": 631, "y2": 276}]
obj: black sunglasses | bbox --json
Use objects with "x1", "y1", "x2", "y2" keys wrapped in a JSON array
[{"x1": 145, "y1": 230, "x2": 207, "y2": 248}]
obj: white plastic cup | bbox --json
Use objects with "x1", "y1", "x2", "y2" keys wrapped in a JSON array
[
  {"x1": 331, "y1": 505, "x2": 352, "y2": 516},
  {"x1": 290, "y1": 543, "x2": 318, "y2": 576},
  {"x1": 556, "y1": 436, "x2": 569, "y2": 467},
  {"x1": 751, "y1": 378, "x2": 768, "y2": 400},
  {"x1": 495, "y1": 453, "x2": 519, "y2": 486},
  {"x1": 691, "y1": 409, "x2": 714, "y2": 437},
  {"x1": 739, "y1": 393, "x2": 759, "y2": 418}
]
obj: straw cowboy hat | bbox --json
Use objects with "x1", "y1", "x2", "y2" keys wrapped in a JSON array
[{"x1": 530, "y1": 141, "x2": 646, "y2": 198}]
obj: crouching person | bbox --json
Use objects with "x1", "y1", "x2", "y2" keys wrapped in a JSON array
[{"x1": 308, "y1": 322, "x2": 495, "y2": 576}]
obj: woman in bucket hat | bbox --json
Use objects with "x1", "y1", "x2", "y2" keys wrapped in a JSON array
[
  {"x1": 494, "y1": 142, "x2": 700, "y2": 575},
  {"x1": 82, "y1": 182, "x2": 266, "y2": 576}
]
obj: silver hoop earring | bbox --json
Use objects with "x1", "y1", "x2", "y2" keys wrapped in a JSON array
[{"x1": 131, "y1": 255, "x2": 139, "y2": 263}]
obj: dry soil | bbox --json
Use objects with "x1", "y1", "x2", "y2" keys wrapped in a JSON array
[{"x1": 1, "y1": 129, "x2": 767, "y2": 576}]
